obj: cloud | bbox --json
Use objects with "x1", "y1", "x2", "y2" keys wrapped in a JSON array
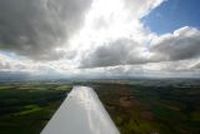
[
  {"x1": 151, "y1": 26, "x2": 200, "y2": 61},
  {"x1": 0, "y1": 62, "x2": 11, "y2": 70},
  {"x1": 80, "y1": 26, "x2": 200, "y2": 69},
  {"x1": 78, "y1": 0, "x2": 165, "y2": 68},
  {"x1": 190, "y1": 62, "x2": 200, "y2": 70},
  {"x1": 80, "y1": 38, "x2": 149, "y2": 68},
  {"x1": 0, "y1": 53, "x2": 33, "y2": 72},
  {"x1": 0, "y1": 0, "x2": 92, "y2": 60},
  {"x1": 0, "y1": 0, "x2": 199, "y2": 78},
  {"x1": 124, "y1": 0, "x2": 165, "y2": 18}
]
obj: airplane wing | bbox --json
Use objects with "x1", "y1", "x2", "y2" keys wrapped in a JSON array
[{"x1": 41, "y1": 86, "x2": 120, "y2": 134}]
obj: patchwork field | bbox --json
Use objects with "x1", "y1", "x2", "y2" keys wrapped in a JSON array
[
  {"x1": 89, "y1": 79, "x2": 200, "y2": 134},
  {"x1": 0, "y1": 79, "x2": 200, "y2": 134},
  {"x1": 0, "y1": 82, "x2": 72, "y2": 134}
]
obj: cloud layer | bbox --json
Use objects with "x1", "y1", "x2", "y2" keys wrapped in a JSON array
[
  {"x1": 81, "y1": 39, "x2": 148, "y2": 67},
  {"x1": 0, "y1": 0, "x2": 199, "y2": 78},
  {"x1": 81, "y1": 26, "x2": 200, "y2": 68},
  {"x1": 151, "y1": 26, "x2": 200, "y2": 61},
  {"x1": 0, "y1": 0, "x2": 91, "y2": 60}
]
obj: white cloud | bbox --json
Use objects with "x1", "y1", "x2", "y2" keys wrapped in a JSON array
[
  {"x1": 150, "y1": 26, "x2": 200, "y2": 61},
  {"x1": 0, "y1": 0, "x2": 199, "y2": 78}
]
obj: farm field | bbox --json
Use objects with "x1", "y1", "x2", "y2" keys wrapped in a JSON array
[
  {"x1": 0, "y1": 79, "x2": 200, "y2": 134},
  {"x1": 0, "y1": 82, "x2": 72, "y2": 134}
]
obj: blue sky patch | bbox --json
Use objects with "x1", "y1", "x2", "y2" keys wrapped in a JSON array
[{"x1": 142, "y1": 0, "x2": 200, "y2": 35}]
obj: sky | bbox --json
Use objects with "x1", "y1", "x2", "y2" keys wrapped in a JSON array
[
  {"x1": 0, "y1": 0, "x2": 199, "y2": 79},
  {"x1": 142, "y1": 0, "x2": 200, "y2": 34}
]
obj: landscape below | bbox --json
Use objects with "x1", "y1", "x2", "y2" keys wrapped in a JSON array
[{"x1": 0, "y1": 79, "x2": 200, "y2": 134}]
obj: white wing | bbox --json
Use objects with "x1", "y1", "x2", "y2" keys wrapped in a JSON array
[{"x1": 41, "y1": 86, "x2": 120, "y2": 134}]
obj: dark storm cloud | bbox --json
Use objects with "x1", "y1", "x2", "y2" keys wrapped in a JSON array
[
  {"x1": 81, "y1": 39, "x2": 148, "y2": 68},
  {"x1": 0, "y1": 0, "x2": 91, "y2": 60},
  {"x1": 151, "y1": 27, "x2": 200, "y2": 61}
]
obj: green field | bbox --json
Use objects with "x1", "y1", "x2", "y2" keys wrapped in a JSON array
[
  {"x1": 0, "y1": 82, "x2": 72, "y2": 134},
  {"x1": 0, "y1": 79, "x2": 200, "y2": 134},
  {"x1": 88, "y1": 79, "x2": 200, "y2": 134}
]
